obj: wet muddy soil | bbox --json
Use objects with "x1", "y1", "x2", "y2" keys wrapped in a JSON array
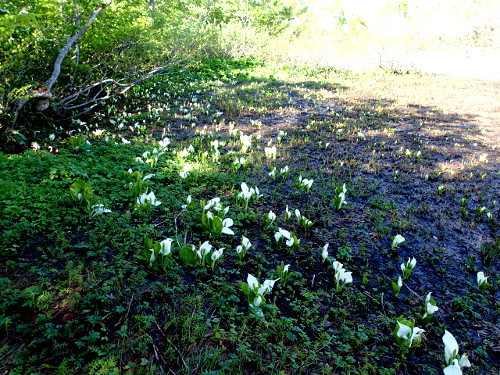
[{"x1": 208, "y1": 71, "x2": 499, "y2": 373}]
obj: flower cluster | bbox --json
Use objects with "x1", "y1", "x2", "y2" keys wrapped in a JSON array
[
  {"x1": 332, "y1": 261, "x2": 353, "y2": 292},
  {"x1": 394, "y1": 318, "x2": 425, "y2": 350},
  {"x1": 264, "y1": 146, "x2": 277, "y2": 159},
  {"x1": 277, "y1": 130, "x2": 287, "y2": 143},
  {"x1": 241, "y1": 274, "x2": 280, "y2": 316},
  {"x1": 279, "y1": 165, "x2": 290, "y2": 179},
  {"x1": 236, "y1": 182, "x2": 262, "y2": 209},
  {"x1": 443, "y1": 330, "x2": 471, "y2": 375},
  {"x1": 70, "y1": 178, "x2": 110, "y2": 218},
  {"x1": 401, "y1": 257, "x2": 417, "y2": 280},
  {"x1": 420, "y1": 292, "x2": 439, "y2": 325},
  {"x1": 233, "y1": 157, "x2": 248, "y2": 170},
  {"x1": 137, "y1": 191, "x2": 161, "y2": 208},
  {"x1": 236, "y1": 236, "x2": 252, "y2": 261},
  {"x1": 296, "y1": 175, "x2": 313, "y2": 192},
  {"x1": 145, "y1": 238, "x2": 173, "y2": 268},
  {"x1": 240, "y1": 134, "x2": 252, "y2": 153},
  {"x1": 228, "y1": 123, "x2": 241, "y2": 138},
  {"x1": 179, "y1": 163, "x2": 193, "y2": 179},
  {"x1": 201, "y1": 197, "x2": 233, "y2": 236},
  {"x1": 274, "y1": 228, "x2": 300, "y2": 251},
  {"x1": 136, "y1": 148, "x2": 163, "y2": 167},
  {"x1": 179, "y1": 241, "x2": 224, "y2": 269},
  {"x1": 295, "y1": 209, "x2": 313, "y2": 231}
]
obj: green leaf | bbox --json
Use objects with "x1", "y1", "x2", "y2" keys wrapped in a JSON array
[
  {"x1": 179, "y1": 245, "x2": 198, "y2": 267},
  {"x1": 212, "y1": 216, "x2": 223, "y2": 235},
  {"x1": 201, "y1": 213, "x2": 209, "y2": 230},
  {"x1": 240, "y1": 283, "x2": 250, "y2": 298},
  {"x1": 144, "y1": 237, "x2": 153, "y2": 251}
]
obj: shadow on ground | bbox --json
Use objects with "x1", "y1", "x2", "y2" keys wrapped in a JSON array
[{"x1": 193, "y1": 73, "x2": 499, "y2": 373}]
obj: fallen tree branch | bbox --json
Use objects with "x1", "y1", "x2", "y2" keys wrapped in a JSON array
[
  {"x1": 46, "y1": 2, "x2": 111, "y2": 93},
  {"x1": 57, "y1": 79, "x2": 116, "y2": 107},
  {"x1": 10, "y1": 86, "x2": 53, "y2": 124},
  {"x1": 56, "y1": 60, "x2": 184, "y2": 113},
  {"x1": 9, "y1": 2, "x2": 111, "y2": 125}
]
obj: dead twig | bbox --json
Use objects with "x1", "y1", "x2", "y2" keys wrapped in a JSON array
[
  {"x1": 154, "y1": 322, "x2": 188, "y2": 370},
  {"x1": 404, "y1": 283, "x2": 422, "y2": 299}
]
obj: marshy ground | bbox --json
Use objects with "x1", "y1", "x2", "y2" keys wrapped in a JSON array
[{"x1": 0, "y1": 60, "x2": 498, "y2": 374}]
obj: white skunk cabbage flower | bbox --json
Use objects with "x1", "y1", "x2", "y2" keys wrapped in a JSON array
[
  {"x1": 397, "y1": 322, "x2": 424, "y2": 348},
  {"x1": 321, "y1": 244, "x2": 329, "y2": 262},
  {"x1": 392, "y1": 234, "x2": 405, "y2": 249}
]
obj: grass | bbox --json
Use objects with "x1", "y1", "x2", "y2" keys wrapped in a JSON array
[{"x1": 0, "y1": 58, "x2": 498, "y2": 374}]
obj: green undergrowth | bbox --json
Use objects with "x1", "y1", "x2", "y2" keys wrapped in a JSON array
[{"x1": 0, "y1": 58, "x2": 498, "y2": 374}]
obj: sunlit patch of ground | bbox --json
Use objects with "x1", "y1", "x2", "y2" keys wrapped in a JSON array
[
  {"x1": 405, "y1": 48, "x2": 500, "y2": 80},
  {"x1": 334, "y1": 72, "x2": 500, "y2": 147}
]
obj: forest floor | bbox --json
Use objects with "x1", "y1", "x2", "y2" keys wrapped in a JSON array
[{"x1": 0, "y1": 60, "x2": 498, "y2": 374}]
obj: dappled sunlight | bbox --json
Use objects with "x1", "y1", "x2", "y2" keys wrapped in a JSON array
[
  {"x1": 1, "y1": 0, "x2": 498, "y2": 372},
  {"x1": 1, "y1": 60, "x2": 498, "y2": 374},
  {"x1": 332, "y1": 73, "x2": 500, "y2": 148}
]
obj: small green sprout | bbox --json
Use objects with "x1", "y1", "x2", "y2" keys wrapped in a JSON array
[
  {"x1": 277, "y1": 261, "x2": 291, "y2": 286},
  {"x1": 392, "y1": 276, "x2": 403, "y2": 296}
]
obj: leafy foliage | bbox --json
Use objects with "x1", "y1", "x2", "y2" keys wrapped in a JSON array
[{"x1": 0, "y1": 42, "x2": 498, "y2": 375}]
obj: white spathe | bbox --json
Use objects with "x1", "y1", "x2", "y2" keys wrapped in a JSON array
[{"x1": 443, "y1": 330, "x2": 459, "y2": 365}]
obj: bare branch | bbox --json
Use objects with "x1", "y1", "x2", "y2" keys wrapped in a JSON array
[
  {"x1": 46, "y1": 2, "x2": 111, "y2": 92},
  {"x1": 70, "y1": 0, "x2": 82, "y2": 85},
  {"x1": 56, "y1": 60, "x2": 185, "y2": 114},
  {"x1": 57, "y1": 79, "x2": 115, "y2": 106},
  {"x1": 63, "y1": 95, "x2": 112, "y2": 111}
]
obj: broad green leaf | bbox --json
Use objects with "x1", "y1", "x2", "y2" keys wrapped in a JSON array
[
  {"x1": 212, "y1": 216, "x2": 223, "y2": 234},
  {"x1": 179, "y1": 245, "x2": 197, "y2": 267}
]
